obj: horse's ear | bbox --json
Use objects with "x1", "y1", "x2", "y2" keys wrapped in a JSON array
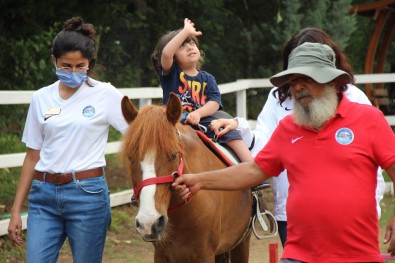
[
  {"x1": 166, "y1": 93, "x2": 182, "y2": 125},
  {"x1": 121, "y1": 96, "x2": 138, "y2": 124}
]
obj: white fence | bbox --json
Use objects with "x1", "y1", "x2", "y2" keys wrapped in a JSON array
[{"x1": 1, "y1": 74, "x2": 395, "y2": 236}]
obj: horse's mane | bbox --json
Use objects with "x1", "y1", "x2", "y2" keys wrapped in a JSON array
[{"x1": 120, "y1": 104, "x2": 181, "y2": 168}]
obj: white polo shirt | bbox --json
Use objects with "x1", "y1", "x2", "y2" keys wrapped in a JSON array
[{"x1": 23, "y1": 79, "x2": 129, "y2": 173}]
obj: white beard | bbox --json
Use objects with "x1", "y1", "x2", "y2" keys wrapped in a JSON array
[{"x1": 293, "y1": 85, "x2": 338, "y2": 130}]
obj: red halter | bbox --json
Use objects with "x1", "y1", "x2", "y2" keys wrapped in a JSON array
[{"x1": 131, "y1": 149, "x2": 188, "y2": 212}]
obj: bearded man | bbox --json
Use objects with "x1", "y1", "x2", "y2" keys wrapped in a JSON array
[{"x1": 173, "y1": 42, "x2": 395, "y2": 263}]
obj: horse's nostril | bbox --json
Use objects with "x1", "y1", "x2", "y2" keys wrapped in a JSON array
[
  {"x1": 158, "y1": 215, "x2": 166, "y2": 227},
  {"x1": 152, "y1": 215, "x2": 166, "y2": 234}
]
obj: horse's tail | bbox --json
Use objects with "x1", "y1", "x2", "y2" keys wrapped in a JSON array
[{"x1": 215, "y1": 252, "x2": 230, "y2": 263}]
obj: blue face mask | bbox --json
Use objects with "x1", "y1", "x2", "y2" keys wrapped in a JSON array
[{"x1": 55, "y1": 69, "x2": 88, "y2": 88}]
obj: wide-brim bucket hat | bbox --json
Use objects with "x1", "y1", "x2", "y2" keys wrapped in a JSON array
[{"x1": 270, "y1": 42, "x2": 351, "y2": 87}]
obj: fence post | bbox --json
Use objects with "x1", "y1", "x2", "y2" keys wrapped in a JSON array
[
  {"x1": 139, "y1": 98, "x2": 152, "y2": 108},
  {"x1": 236, "y1": 89, "x2": 247, "y2": 119}
]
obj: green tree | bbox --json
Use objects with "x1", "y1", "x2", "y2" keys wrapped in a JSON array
[{"x1": 1, "y1": 0, "x2": 388, "y2": 131}]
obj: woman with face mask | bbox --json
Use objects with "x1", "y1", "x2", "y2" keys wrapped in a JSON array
[{"x1": 7, "y1": 17, "x2": 128, "y2": 263}]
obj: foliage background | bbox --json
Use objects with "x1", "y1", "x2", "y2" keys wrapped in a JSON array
[{"x1": 1, "y1": 0, "x2": 394, "y2": 139}]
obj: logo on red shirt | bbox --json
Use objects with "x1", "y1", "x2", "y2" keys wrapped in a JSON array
[{"x1": 335, "y1": 128, "x2": 354, "y2": 145}]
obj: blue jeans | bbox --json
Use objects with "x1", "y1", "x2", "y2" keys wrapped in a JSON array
[{"x1": 26, "y1": 174, "x2": 111, "y2": 263}]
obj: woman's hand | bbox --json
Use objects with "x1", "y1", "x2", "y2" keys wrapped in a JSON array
[
  {"x1": 210, "y1": 118, "x2": 238, "y2": 137},
  {"x1": 8, "y1": 211, "x2": 24, "y2": 245}
]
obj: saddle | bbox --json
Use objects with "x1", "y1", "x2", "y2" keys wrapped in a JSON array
[{"x1": 195, "y1": 130, "x2": 240, "y2": 167}]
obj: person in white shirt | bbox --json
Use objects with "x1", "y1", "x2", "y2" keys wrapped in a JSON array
[
  {"x1": 7, "y1": 17, "x2": 128, "y2": 262},
  {"x1": 209, "y1": 28, "x2": 385, "y2": 247}
]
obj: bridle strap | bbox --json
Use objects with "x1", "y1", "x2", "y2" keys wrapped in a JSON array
[
  {"x1": 132, "y1": 131, "x2": 188, "y2": 212},
  {"x1": 175, "y1": 152, "x2": 184, "y2": 176},
  {"x1": 134, "y1": 175, "x2": 174, "y2": 200},
  {"x1": 132, "y1": 150, "x2": 188, "y2": 212}
]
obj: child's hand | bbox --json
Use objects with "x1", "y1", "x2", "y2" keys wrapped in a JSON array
[
  {"x1": 183, "y1": 18, "x2": 202, "y2": 37},
  {"x1": 185, "y1": 111, "x2": 201, "y2": 126}
]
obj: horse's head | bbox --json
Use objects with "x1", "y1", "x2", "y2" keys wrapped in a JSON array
[{"x1": 120, "y1": 93, "x2": 183, "y2": 242}]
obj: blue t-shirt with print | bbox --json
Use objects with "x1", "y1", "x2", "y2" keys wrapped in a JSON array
[
  {"x1": 160, "y1": 64, "x2": 223, "y2": 110},
  {"x1": 159, "y1": 64, "x2": 241, "y2": 144}
]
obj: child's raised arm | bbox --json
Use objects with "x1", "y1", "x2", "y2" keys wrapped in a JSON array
[{"x1": 161, "y1": 18, "x2": 202, "y2": 73}]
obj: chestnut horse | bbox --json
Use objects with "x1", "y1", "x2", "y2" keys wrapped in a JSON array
[{"x1": 120, "y1": 93, "x2": 255, "y2": 263}]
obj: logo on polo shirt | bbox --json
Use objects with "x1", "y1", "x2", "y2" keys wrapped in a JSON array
[
  {"x1": 335, "y1": 128, "x2": 354, "y2": 145},
  {"x1": 291, "y1": 136, "x2": 303, "y2": 144},
  {"x1": 82, "y1": 105, "x2": 95, "y2": 118}
]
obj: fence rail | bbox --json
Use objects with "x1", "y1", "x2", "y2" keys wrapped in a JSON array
[{"x1": 1, "y1": 73, "x2": 395, "y2": 236}]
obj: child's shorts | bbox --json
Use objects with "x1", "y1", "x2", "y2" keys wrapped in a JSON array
[{"x1": 194, "y1": 115, "x2": 242, "y2": 144}]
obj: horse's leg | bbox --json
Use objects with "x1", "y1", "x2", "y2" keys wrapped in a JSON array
[{"x1": 229, "y1": 232, "x2": 252, "y2": 263}]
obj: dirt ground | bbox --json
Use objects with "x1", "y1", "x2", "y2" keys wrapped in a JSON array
[
  {"x1": 58, "y1": 234, "x2": 281, "y2": 263},
  {"x1": 250, "y1": 234, "x2": 283, "y2": 263}
]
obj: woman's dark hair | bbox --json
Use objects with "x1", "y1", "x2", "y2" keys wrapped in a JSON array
[
  {"x1": 151, "y1": 29, "x2": 204, "y2": 77},
  {"x1": 274, "y1": 27, "x2": 355, "y2": 104},
  {"x1": 52, "y1": 17, "x2": 97, "y2": 85}
]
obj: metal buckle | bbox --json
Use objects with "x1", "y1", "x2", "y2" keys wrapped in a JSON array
[
  {"x1": 53, "y1": 173, "x2": 67, "y2": 185},
  {"x1": 131, "y1": 195, "x2": 138, "y2": 207}
]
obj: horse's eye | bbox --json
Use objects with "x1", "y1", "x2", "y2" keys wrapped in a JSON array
[{"x1": 169, "y1": 153, "x2": 178, "y2": 161}]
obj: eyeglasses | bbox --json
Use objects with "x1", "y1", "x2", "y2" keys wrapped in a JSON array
[{"x1": 57, "y1": 66, "x2": 89, "y2": 73}]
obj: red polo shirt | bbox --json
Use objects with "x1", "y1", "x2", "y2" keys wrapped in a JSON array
[{"x1": 255, "y1": 96, "x2": 395, "y2": 262}]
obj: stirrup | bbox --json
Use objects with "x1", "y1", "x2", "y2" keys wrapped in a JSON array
[{"x1": 251, "y1": 191, "x2": 278, "y2": 239}]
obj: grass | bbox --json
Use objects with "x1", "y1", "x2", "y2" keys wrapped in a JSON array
[
  {"x1": 383, "y1": 170, "x2": 392, "y2": 182},
  {"x1": 0, "y1": 234, "x2": 26, "y2": 262},
  {"x1": 0, "y1": 135, "x2": 26, "y2": 155},
  {"x1": 0, "y1": 167, "x2": 22, "y2": 218}
]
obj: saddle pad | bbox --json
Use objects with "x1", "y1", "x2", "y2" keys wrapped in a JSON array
[{"x1": 195, "y1": 130, "x2": 240, "y2": 166}]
